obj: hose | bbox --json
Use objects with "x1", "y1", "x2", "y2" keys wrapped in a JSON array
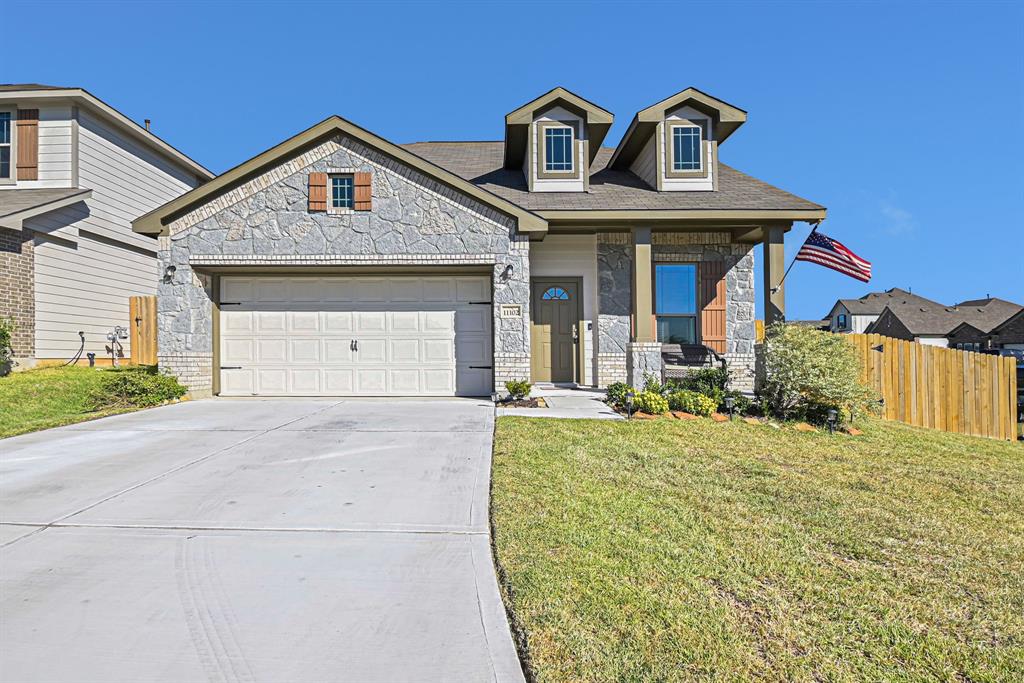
[{"x1": 63, "y1": 331, "x2": 85, "y2": 367}]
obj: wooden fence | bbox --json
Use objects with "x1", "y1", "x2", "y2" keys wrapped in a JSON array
[
  {"x1": 846, "y1": 333, "x2": 1018, "y2": 441},
  {"x1": 128, "y1": 295, "x2": 158, "y2": 365}
]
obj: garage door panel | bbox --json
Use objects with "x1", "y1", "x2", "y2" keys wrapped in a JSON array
[{"x1": 219, "y1": 275, "x2": 492, "y2": 397}]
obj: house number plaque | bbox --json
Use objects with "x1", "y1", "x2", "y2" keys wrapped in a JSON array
[{"x1": 499, "y1": 304, "x2": 522, "y2": 318}]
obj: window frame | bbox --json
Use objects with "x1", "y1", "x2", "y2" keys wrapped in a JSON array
[
  {"x1": 837, "y1": 313, "x2": 848, "y2": 329},
  {"x1": 653, "y1": 262, "x2": 700, "y2": 346},
  {"x1": 536, "y1": 119, "x2": 581, "y2": 180},
  {"x1": 0, "y1": 107, "x2": 16, "y2": 185},
  {"x1": 665, "y1": 119, "x2": 709, "y2": 180},
  {"x1": 328, "y1": 172, "x2": 355, "y2": 213}
]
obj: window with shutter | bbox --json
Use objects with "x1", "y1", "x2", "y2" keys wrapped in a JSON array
[
  {"x1": 699, "y1": 260, "x2": 727, "y2": 354},
  {"x1": 354, "y1": 172, "x2": 372, "y2": 211},
  {"x1": 308, "y1": 172, "x2": 328, "y2": 211}
]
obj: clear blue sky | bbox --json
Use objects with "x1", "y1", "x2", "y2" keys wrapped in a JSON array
[{"x1": 8, "y1": 0, "x2": 1022, "y2": 320}]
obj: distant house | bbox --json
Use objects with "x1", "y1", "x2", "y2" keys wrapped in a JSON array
[
  {"x1": 990, "y1": 309, "x2": 1024, "y2": 352},
  {"x1": 824, "y1": 288, "x2": 941, "y2": 334},
  {"x1": 867, "y1": 297, "x2": 1023, "y2": 349},
  {"x1": 0, "y1": 84, "x2": 212, "y2": 367}
]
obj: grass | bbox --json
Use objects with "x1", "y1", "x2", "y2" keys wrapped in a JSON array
[
  {"x1": 492, "y1": 416, "x2": 1024, "y2": 682},
  {"x1": 0, "y1": 366, "x2": 139, "y2": 438}
]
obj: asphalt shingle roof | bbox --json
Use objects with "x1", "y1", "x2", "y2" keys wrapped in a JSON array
[
  {"x1": 401, "y1": 142, "x2": 823, "y2": 213},
  {"x1": 838, "y1": 288, "x2": 943, "y2": 315},
  {"x1": 876, "y1": 297, "x2": 1024, "y2": 336}
]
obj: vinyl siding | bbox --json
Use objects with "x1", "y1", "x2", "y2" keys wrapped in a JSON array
[
  {"x1": 629, "y1": 133, "x2": 658, "y2": 190},
  {"x1": 0, "y1": 104, "x2": 73, "y2": 189},
  {"x1": 30, "y1": 221, "x2": 158, "y2": 359}
]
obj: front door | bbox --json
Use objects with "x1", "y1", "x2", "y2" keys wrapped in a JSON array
[{"x1": 531, "y1": 280, "x2": 579, "y2": 383}]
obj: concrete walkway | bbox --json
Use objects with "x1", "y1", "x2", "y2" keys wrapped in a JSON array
[
  {"x1": 496, "y1": 385, "x2": 623, "y2": 420},
  {"x1": 0, "y1": 399, "x2": 524, "y2": 683}
]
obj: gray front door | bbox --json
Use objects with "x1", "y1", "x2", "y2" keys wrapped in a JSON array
[{"x1": 530, "y1": 280, "x2": 579, "y2": 383}]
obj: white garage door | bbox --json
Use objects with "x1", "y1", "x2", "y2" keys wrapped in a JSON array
[{"x1": 218, "y1": 275, "x2": 493, "y2": 397}]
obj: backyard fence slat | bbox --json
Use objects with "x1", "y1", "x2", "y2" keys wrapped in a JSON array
[{"x1": 843, "y1": 332, "x2": 1015, "y2": 441}]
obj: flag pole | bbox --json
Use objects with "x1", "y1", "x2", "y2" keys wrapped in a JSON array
[{"x1": 771, "y1": 222, "x2": 820, "y2": 294}]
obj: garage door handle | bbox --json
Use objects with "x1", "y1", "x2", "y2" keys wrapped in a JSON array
[
  {"x1": 221, "y1": 366, "x2": 243, "y2": 370},
  {"x1": 351, "y1": 340, "x2": 358, "y2": 352}
]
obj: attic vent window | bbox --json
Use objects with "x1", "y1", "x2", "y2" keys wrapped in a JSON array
[
  {"x1": 544, "y1": 127, "x2": 574, "y2": 172},
  {"x1": 671, "y1": 125, "x2": 702, "y2": 171}
]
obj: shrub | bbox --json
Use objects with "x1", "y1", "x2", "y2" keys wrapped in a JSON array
[
  {"x1": 504, "y1": 380, "x2": 532, "y2": 401},
  {"x1": 605, "y1": 382, "x2": 632, "y2": 408},
  {"x1": 90, "y1": 365, "x2": 186, "y2": 410},
  {"x1": 760, "y1": 322, "x2": 876, "y2": 423},
  {"x1": 642, "y1": 372, "x2": 668, "y2": 396},
  {"x1": 667, "y1": 390, "x2": 717, "y2": 416},
  {"x1": 0, "y1": 317, "x2": 14, "y2": 370},
  {"x1": 632, "y1": 391, "x2": 669, "y2": 415},
  {"x1": 719, "y1": 390, "x2": 753, "y2": 416},
  {"x1": 668, "y1": 366, "x2": 729, "y2": 404}
]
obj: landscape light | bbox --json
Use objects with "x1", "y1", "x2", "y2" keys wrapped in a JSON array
[
  {"x1": 724, "y1": 395, "x2": 735, "y2": 420},
  {"x1": 827, "y1": 409, "x2": 838, "y2": 435}
]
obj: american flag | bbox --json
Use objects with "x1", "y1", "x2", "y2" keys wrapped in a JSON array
[{"x1": 795, "y1": 230, "x2": 872, "y2": 282}]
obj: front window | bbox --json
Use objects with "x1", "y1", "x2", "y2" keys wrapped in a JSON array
[
  {"x1": 0, "y1": 112, "x2": 12, "y2": 180},
  {"x1": 544, "y1": 126, "x2": 573, "y2": 172},
  {"x1": 837, "y1": 313, "x2": 847, "y2": 329},
  {"x1": 671, "y1": 125, "x2": 702, "y2": 171},
  {"x1": 330, "y1": 175, "x2": 353, "y2": 210},
  {"x1": 655, "y1": 264, "x2": 697, "y2": 344}
]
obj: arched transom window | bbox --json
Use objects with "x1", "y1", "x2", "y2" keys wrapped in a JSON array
[{"x1": 541, "y1": 286, "x2": 570, "y2": 301}]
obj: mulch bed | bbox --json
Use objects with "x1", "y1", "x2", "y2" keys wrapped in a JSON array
[{"x1": 502, "y1": 398, "x2": 548, "y2": 408}]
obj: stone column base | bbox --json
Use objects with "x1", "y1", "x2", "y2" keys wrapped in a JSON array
[
  {"x1": 626, "y1": 342, "x2": 663, "y2": 389},
  {"x1": 596, "y1": 352, "x2": 627, "y2": 387},
  {"x1": 725, "y1": 352, "x2": 756, "y2": 396},
  {"x1": 494, "y1": 353, "x2": 531, "y2": 389}
]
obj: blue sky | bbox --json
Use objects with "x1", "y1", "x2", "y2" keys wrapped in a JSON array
[{"x1": 7, "y1": 0, "x2": 1022, "y2": 319}]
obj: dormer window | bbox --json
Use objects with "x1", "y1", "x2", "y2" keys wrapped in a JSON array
[
  {"x1": 671, "y1": 125, "x2": 702, "y2": 172},
  {"x1": 543, "y1": 125, "x2": 574, "y2": 172}
]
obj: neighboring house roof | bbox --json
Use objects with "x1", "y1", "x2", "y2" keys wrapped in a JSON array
[
  {"x1": 133, "y1": 116, "x2": 547, "y2": 237},
  {"x1": 503, "y1": 87, "x2": 614, "y2": 168},
  {"x1": 833, "y1": 288, "x2": 943, "y2": 316},
  {"x1": 609, "y1": 87, "x2": 748, "y2": 170},
  {"x1": 402, "y1": 142, "x2": 824, "y2": 220},
  {"x1": 991, "y1": 309, "x2": 1024, "y2": 343},
  {"x1": 0, "y1": 188, "x2": 92, "y2": 231},
  {"x1": 0, "y1": 83, "x2": 214, "y2": 181},
  {"x1": 947, "y1": 299, "x2": 1024, "y2": 336},
  {"x1": 870, "y1": 297, "x2": 1024, "y2": 337}
]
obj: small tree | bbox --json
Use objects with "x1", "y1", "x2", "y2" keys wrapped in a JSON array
[{"x1": 760, "y1": 322, "x2": 876, "y2": 423}]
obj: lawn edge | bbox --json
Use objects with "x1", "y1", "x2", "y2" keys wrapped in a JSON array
[
  {"x1": 0, "y1": 399, "x2": 185, "y2": 440},
  {"x1": 489, "y1": 416, "x2": 538, "y2": 683}
]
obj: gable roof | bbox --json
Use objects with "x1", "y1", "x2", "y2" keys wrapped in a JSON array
[
  {"x1": 833, "y1": 288, "x2": 943, "y2": 316},
  {"x1": 948, "y1": 298, "x2": 1024, "y2": 335},
  {"x1": 403, "y1": 142, "x2": 824, "y2": 221},
  {"x1": 871, "y1": 297, "x2": 1024, "y2": 337},
  {"x1": 132, "y1": 116, "x2": 547, "y2": 236},
  {"x1": 503, "y1": 87, "x2": 614, "y2": 168},
  {"x1": 609, "y1": 87, "x2": 748, "y2": 170},
  {"x1": 0, "y1": 84, "x2": 213, "y2": 181}
]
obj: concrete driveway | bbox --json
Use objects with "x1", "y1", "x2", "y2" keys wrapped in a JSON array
[{"x1": 0, "y1": 399, "x2": 524, "y2": 683}]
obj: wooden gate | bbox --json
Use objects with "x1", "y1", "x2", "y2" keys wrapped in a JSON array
[
  {"x1": 129, "y1": 295, "x2": 158, "y2": 366},
  {"x1": 847, "y1": 333, "x2": 1018, "y2": 441}
]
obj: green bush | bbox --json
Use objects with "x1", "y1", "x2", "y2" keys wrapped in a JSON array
[
  {"x1": 605, "y1": 382, "x2": 632, "y2": 407},
  {"x1": 0, "y1": 316, "x2": 14, "y2": 369},
  {"x1": 667, "y1": 389, "x2": 717, "y2": 416},
  {"x1": 632, "y1": 391, "x2": 669, "y2": 415},
  {"x1": 89, "y1": 365, "x2": 186, "y2": 410},
  {"x1": 719, "y1": 390, "x2": 753, "y2": 416},
  {"x1": 642, "y1": 372, "x2": 668, "y2": 396},
  {"x1": 760, "y1": 322, "x2": 876, "y2": 423},
  {"x1": 504, "y1": 380, "x2": 532, "y2": 401},
  {"x1": 668, "y1": 366, "x2": 729, "y2": 404}
]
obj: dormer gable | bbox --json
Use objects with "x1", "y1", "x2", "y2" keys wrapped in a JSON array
[
  {"x1": 503, "y1": 87, "x2": 612, "y2": 193},
  {"x1": 608, "y1": 88, "x2": 746, "y2": 192}
]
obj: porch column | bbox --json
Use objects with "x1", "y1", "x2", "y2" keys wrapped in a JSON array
[
  {"x1": 627, "y1": 227, "x2": 662, "y2": 388},
  {"x1": 762, "y1": 225, "x2": 786, "y2": 324}
]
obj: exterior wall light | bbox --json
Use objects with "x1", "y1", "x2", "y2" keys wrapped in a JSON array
[
  {"x1": 163, "y1": 265, "x2": 177, "y2": 283},
  {"x1": 501, "y1": 264, "x2": 514, "y2": 281}
]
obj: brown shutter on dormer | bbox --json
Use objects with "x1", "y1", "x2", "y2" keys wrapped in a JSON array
[
  {"x1": 699, "y1": 260, "x2": 727, "y2": 354},
  {"x1": 353, "y1": 172, "x2": 372, "y2": 211},
  {"x1": 16, "y1": 109, "x2": 39, "y2": 181},
  {"x1": 308, "y1": 172, "x2": 327, "y2": 211}
]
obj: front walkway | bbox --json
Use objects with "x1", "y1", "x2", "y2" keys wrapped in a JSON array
[
  {"x1": 0, "y1": 399, "x2": 523, "y2": 682},
  {"x1": 496, "y1": 385, "x2": 623, "y2": 420}
]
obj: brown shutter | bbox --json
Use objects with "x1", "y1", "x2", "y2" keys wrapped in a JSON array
[
  {"x1": 308, "y1": 172, "x2": 327, "y2": 211},
  {"x1": 699, "y1": 260, "x2": 727, "y2": 354},
  {"x1": 16, "y1": 109, "x2": 39, "y2": 181},
  {"x1": 354, "y1": 172, "x2": 372, "y2": 211}
]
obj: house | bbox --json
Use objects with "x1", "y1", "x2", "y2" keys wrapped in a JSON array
[
  {"x1": 133, "y1": 87, "x2": 825, "y2": 397},
  {"x1": 0, "y1": 84, "x2": 212, "y2": 367},
  {"x1": 989, "y1": 309, "x2": 1024, "y2": 352},
  {"x1": 824, "y1": 288, "x2": 941, "y2": 333},
  {"x1": 868, "y1": 296, "x2": 1023, "y2": 349},
  {"x1": 945, "y1": 299, "x2": 1024, "y2": 352}
]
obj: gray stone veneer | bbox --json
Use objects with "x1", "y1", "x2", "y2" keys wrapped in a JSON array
[
  {"x1": 626, "y1": 342, "x2": 663, "y2": 389},
  {"x1": 158, "y1": 134, "x2": 530, "y2": 393},
  {"x1": 596, "y1": 234, "x2": 631, "y2": 386}
]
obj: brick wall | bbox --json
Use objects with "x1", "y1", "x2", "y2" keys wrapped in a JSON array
[{"x1": 0, "y1": 228, "x2": 35, "y2": 358}]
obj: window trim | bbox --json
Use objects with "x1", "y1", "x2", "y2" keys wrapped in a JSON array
[
  {"x1": 0, "y1": 107, "x2": 16, "y2": 185},
  {"x1": 327, "y1": 171, "x2": 355, "y2": 214},
  {"x1": 536, "y1": 119, "x2": 581, "y2": 180},
  {"x1": 653, "y1": 262, "x2": 700, "y2": 345},
  {"x1": 665, "y1": 119, "x2": 709, "y2": 180},
  {"x1": 837, "y1": 313, "x2": 848, "y2": 329}
]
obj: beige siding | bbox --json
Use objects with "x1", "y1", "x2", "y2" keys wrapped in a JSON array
[
  {"x1": 30, "y1": 217, "x2": 158, "y2": 359},
  {"x1": 0, "y1": 104, "x2": 74, "y2": 190},
  {"x1": 76, "y1": 108, "x2": 198, "y2": 252},
  {"x1": 629, "y1": 133, "x2": 658, "y2": 189}
]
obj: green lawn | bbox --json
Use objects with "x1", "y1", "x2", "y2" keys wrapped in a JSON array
[
  {"x1": 0, "y1": 366, "x2": 136, "y2": 438},
  {"x1": 492, "y1": 416, "x2": 1024, "y2": 682}
]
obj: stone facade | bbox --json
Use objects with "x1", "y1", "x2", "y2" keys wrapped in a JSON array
[
  {"x1": 596, "y1": 233, "x2": 631, "y2": 386},
  {"x1": 626, "y1": 342, "x2": 663, "y2": 389},
  {"x1": 158, "y1": 134, "x2": 530, "y2": 394},
  {"x1": 0, "y1": 227, "x2": 35, "y2": 361}
]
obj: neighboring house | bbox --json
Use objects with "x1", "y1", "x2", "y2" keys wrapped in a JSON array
[
  {"x1": 0, "y1": 84, "x2": 212, "y2": 367},
  {"x1": 133, "y1": 87, "x2": 825, "y2": 397},
  {"x1": 945, "y1": 299, "x2": 1024, "y2": 352},
  {"x1": 867, "y1": 296, "x2": 1023, "y2": 349},
  {"x1": 825, "y1": 288, "x2": 941, "y2": 333},
  {"x1": 990, "y1": 309, "x2": 1024, "y2": 352}
]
